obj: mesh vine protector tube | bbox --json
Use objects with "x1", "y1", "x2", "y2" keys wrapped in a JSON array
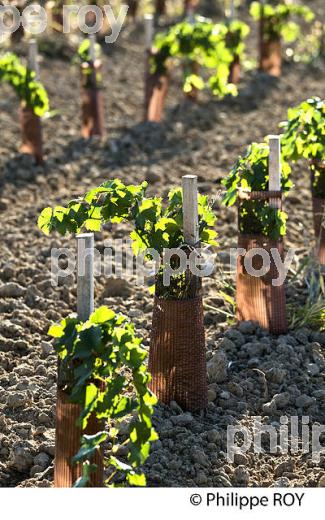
[
  {"x1": 149, "y1": 176, "x2": 208, "y2": 412},
  {"x1": 149, "y1": 294, "x2": 208, "y2": 411},
  {"x1": 236, "y1": 191, "x2": 288, "y2": 335},
  {"x1": 81, "y1": 62, "x2": 105, "y2": 138},
  {"x1": 259, "y1": 12, "x2": 281, "y2": 76},
  {"x1": 144, "y1": 51, "x2": 169, "y2": 122},
  {"x1": 19, "y1": 105, "x2": 43, "y2": 165},
  {"x1": 311, "y1": 161, "x2": 325, "y2": 265}
]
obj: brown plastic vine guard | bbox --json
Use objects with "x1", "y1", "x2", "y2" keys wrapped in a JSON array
[
  {"x1": 81, "y1": 63, "x2": 105, "y2": 138},
  {"x1": 55, "y1": 389, "x2": 104, "y2": 487},
  {"x1": 20, "y1": 105, "x2": 43, "y2": 165},
  {"x1": 144, "y1": 52, "x2": 169, "y2": 122},
  {"x1": 259, "y1": 18, "x2": 281, "y2": 76},
  {"x1": 236, "y1": 191, "x2": 288, "y2": 335},
  {"x1": 229, "y1": 55, "x2": 241, "y2": 85},
  {"x1": 311, "y1": 162, "x2": 325, "y2": 265},
  {"x1": 149, "y1": 269, "x2": 208, "y2": 412},
  {"x1": 312, "y1": 197, "x2": 325, "y2": 264}
]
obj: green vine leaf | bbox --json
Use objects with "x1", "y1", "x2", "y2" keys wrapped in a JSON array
[
  {"x1": 0, "y1": 53, "x2": 50, "y2": 117},
  {"x1": 250, "y1": 2, "x2": 314, "y2": 43},
  {"x1": 222, "y1": 141, "x2": 292, "y2": 239},
  {"x1": 150, "y1": 16, "x2": 249, "y2": 98},
  {"x1": 281, "y1": 97, "x2": 325, "y2": 197}
]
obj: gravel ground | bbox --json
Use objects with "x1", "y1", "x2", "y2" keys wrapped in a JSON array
[{"x1": 0, "y1": 2, "x2": 325, "y2": 488}]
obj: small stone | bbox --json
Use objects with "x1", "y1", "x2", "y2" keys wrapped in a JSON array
[
  {"x1": 233, "y1": 466, "x2": 249, "y2": 486},
  {"x1": 0, "y1": 282, "x2": 25, "y2": 298},
  {"x1": 191, "y1": 449, "x2": 209, "y2": 467},
  {"x1": 169, "y1": 459, "x2": 181, "y2": 471},
  {"x1": 118, "y1": 420, "x2": 130, "y2": 436},
  {"x1": 30, "y1": 465, "x2": 44, "y2": 477},
  {"x1": 307, "y1": 363, "x2": 320, "y2": 376},
  {"x1": 236, "y1": 401, "x2": 248, "y2": 412},
  {"x1": 0, "y1": 199, "x2": 8, "y2": 211},
  {"x1": 273, "y1": 477, "x2": 290, "y2": 487},
  {"x1": 266, "y1": 367, "x2": 286, "y2": 384},
  {"x1": 145, "y1": 170, "x2": 160, "y2": 184},
  {"x1": 313, "y1": 390, "x2": 325, "y2": 401},
  {"x1": 234, "y1": 453, "x2": 248, "y2": 466},
  {"x1": 220, "y1": 391, "x2": 231, "y2": 400},
  {"x1": 171, "y1": 413, "x2": 193, "y2": 427},
  {"x1": 262, "y1": 400, "x2": 277, "y2": 415},
  {"x1": 225, "y1": 329, "x2": 245, "y2": 347},
  {"x1": 275, "y1": 460, "x2": 294, "y2": 477},
  {"x1": 207, "y1": 350, "x2": 228, "y2": 383},
  {"x1": 218, "y1": 338, "x2": 237, "y2": 353},
  {"x1": 318, "y1": 475, "x2": 325, "y2": 487},
  {"x1": 1, "y1": 264, "x2": 15, "y2": 280},
  {"x1": 41, "y1": 341, "x2": 53, "y2": 357},
  {"x1": 208, "y1": 389, "x2": 217, "y2": 402},
  {"x1": 273, "y1": 392, "x2": 290, "y2": 409},
  {"x1": 227, "y1": 382, "x2": 244, "y2": 398},
  {"x1": 39, "y1": 442, "x2": 55, "y2": 456},
  {"x1": 34, "y1": 426, "x2": 47, "y2": 436},
  {"x1": 7, "y1": 392, "x2": 28, "y2": 409},
  {"x1": 128, "y1": 309, "x2": 142, "y2": 318},
  {"x1": 170, "y1": 401, "x2": 183, "y2": 414},
  {"x1": 247, "y1": 357, "x2": 260, "y2": 368},
  {"x1": 33, "y1": 452, "x2": 50, "y2": 469},
  {"x1": 214, "y1": 474, "x2": 232, "y2": 487},
  {"x1": 207, "y1": 429, "x2": 221, "y2": 444},
  {"x1": 115, "y1": 445, "x2": 129, "y2": 457},
  {"x1": 245, "y1": 342, "x2": 263, "y2": 357},
  {"x1": 103, "y1": 278, "x2": 132, "y2": 298},
  {"x1": 9, "y1": 446, "x2": 34, "y2": 472},
  {"x1": 38, "y1": 412, "x2": 51, "y2": 425},
  {"x1": 36, "y1": 365, "x2": 47, "y2": 376},
  {"x1": 238, "y1": 321, "x2": 256, "y2": 335},
  {"x1": 294, "y1": 329, "x2": 310, "y2": 345},
  {"x1": 295, "y1": 394, "x2": 316, "y2": 408},
  {"x1": 195, "y1": 471, "x2": 208, "y2": 486}
]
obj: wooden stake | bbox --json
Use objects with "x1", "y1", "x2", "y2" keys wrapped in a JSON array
[
  {"x1": 144, "y1": 14, "x2": 154, "y2": 50},
  {"x1": 28, "y1": 39, "x2": 39, "y2": 80},
  {"x1": 76, "y1": 233, "x2": 94, "y2": 321},
  {"x1": 226, "y1": 0, "x2": 235, "y2": 20},
  {"x1": 55, "y1": 233, "x2": 104, "y2": 488},
  {"x1": 268, "y1": 135, "x2": 282, "y2": 210},
  {"x1": 89, "y1": 34, "x2": 96, "y2": 63},
  {"x1": 229, "y1": 0, "x2": 235, "y2": 20},
  {"x1": 187, "y1": 7, "x2": 195, "y2": 23},
  {"x1": 182, "y1": 175, "x2": 199, "y2": 246}
]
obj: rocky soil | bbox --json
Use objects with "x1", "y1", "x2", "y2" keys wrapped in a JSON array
[{"x1": 0, "y1": 2, "x2": 324, "y2": 488}]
